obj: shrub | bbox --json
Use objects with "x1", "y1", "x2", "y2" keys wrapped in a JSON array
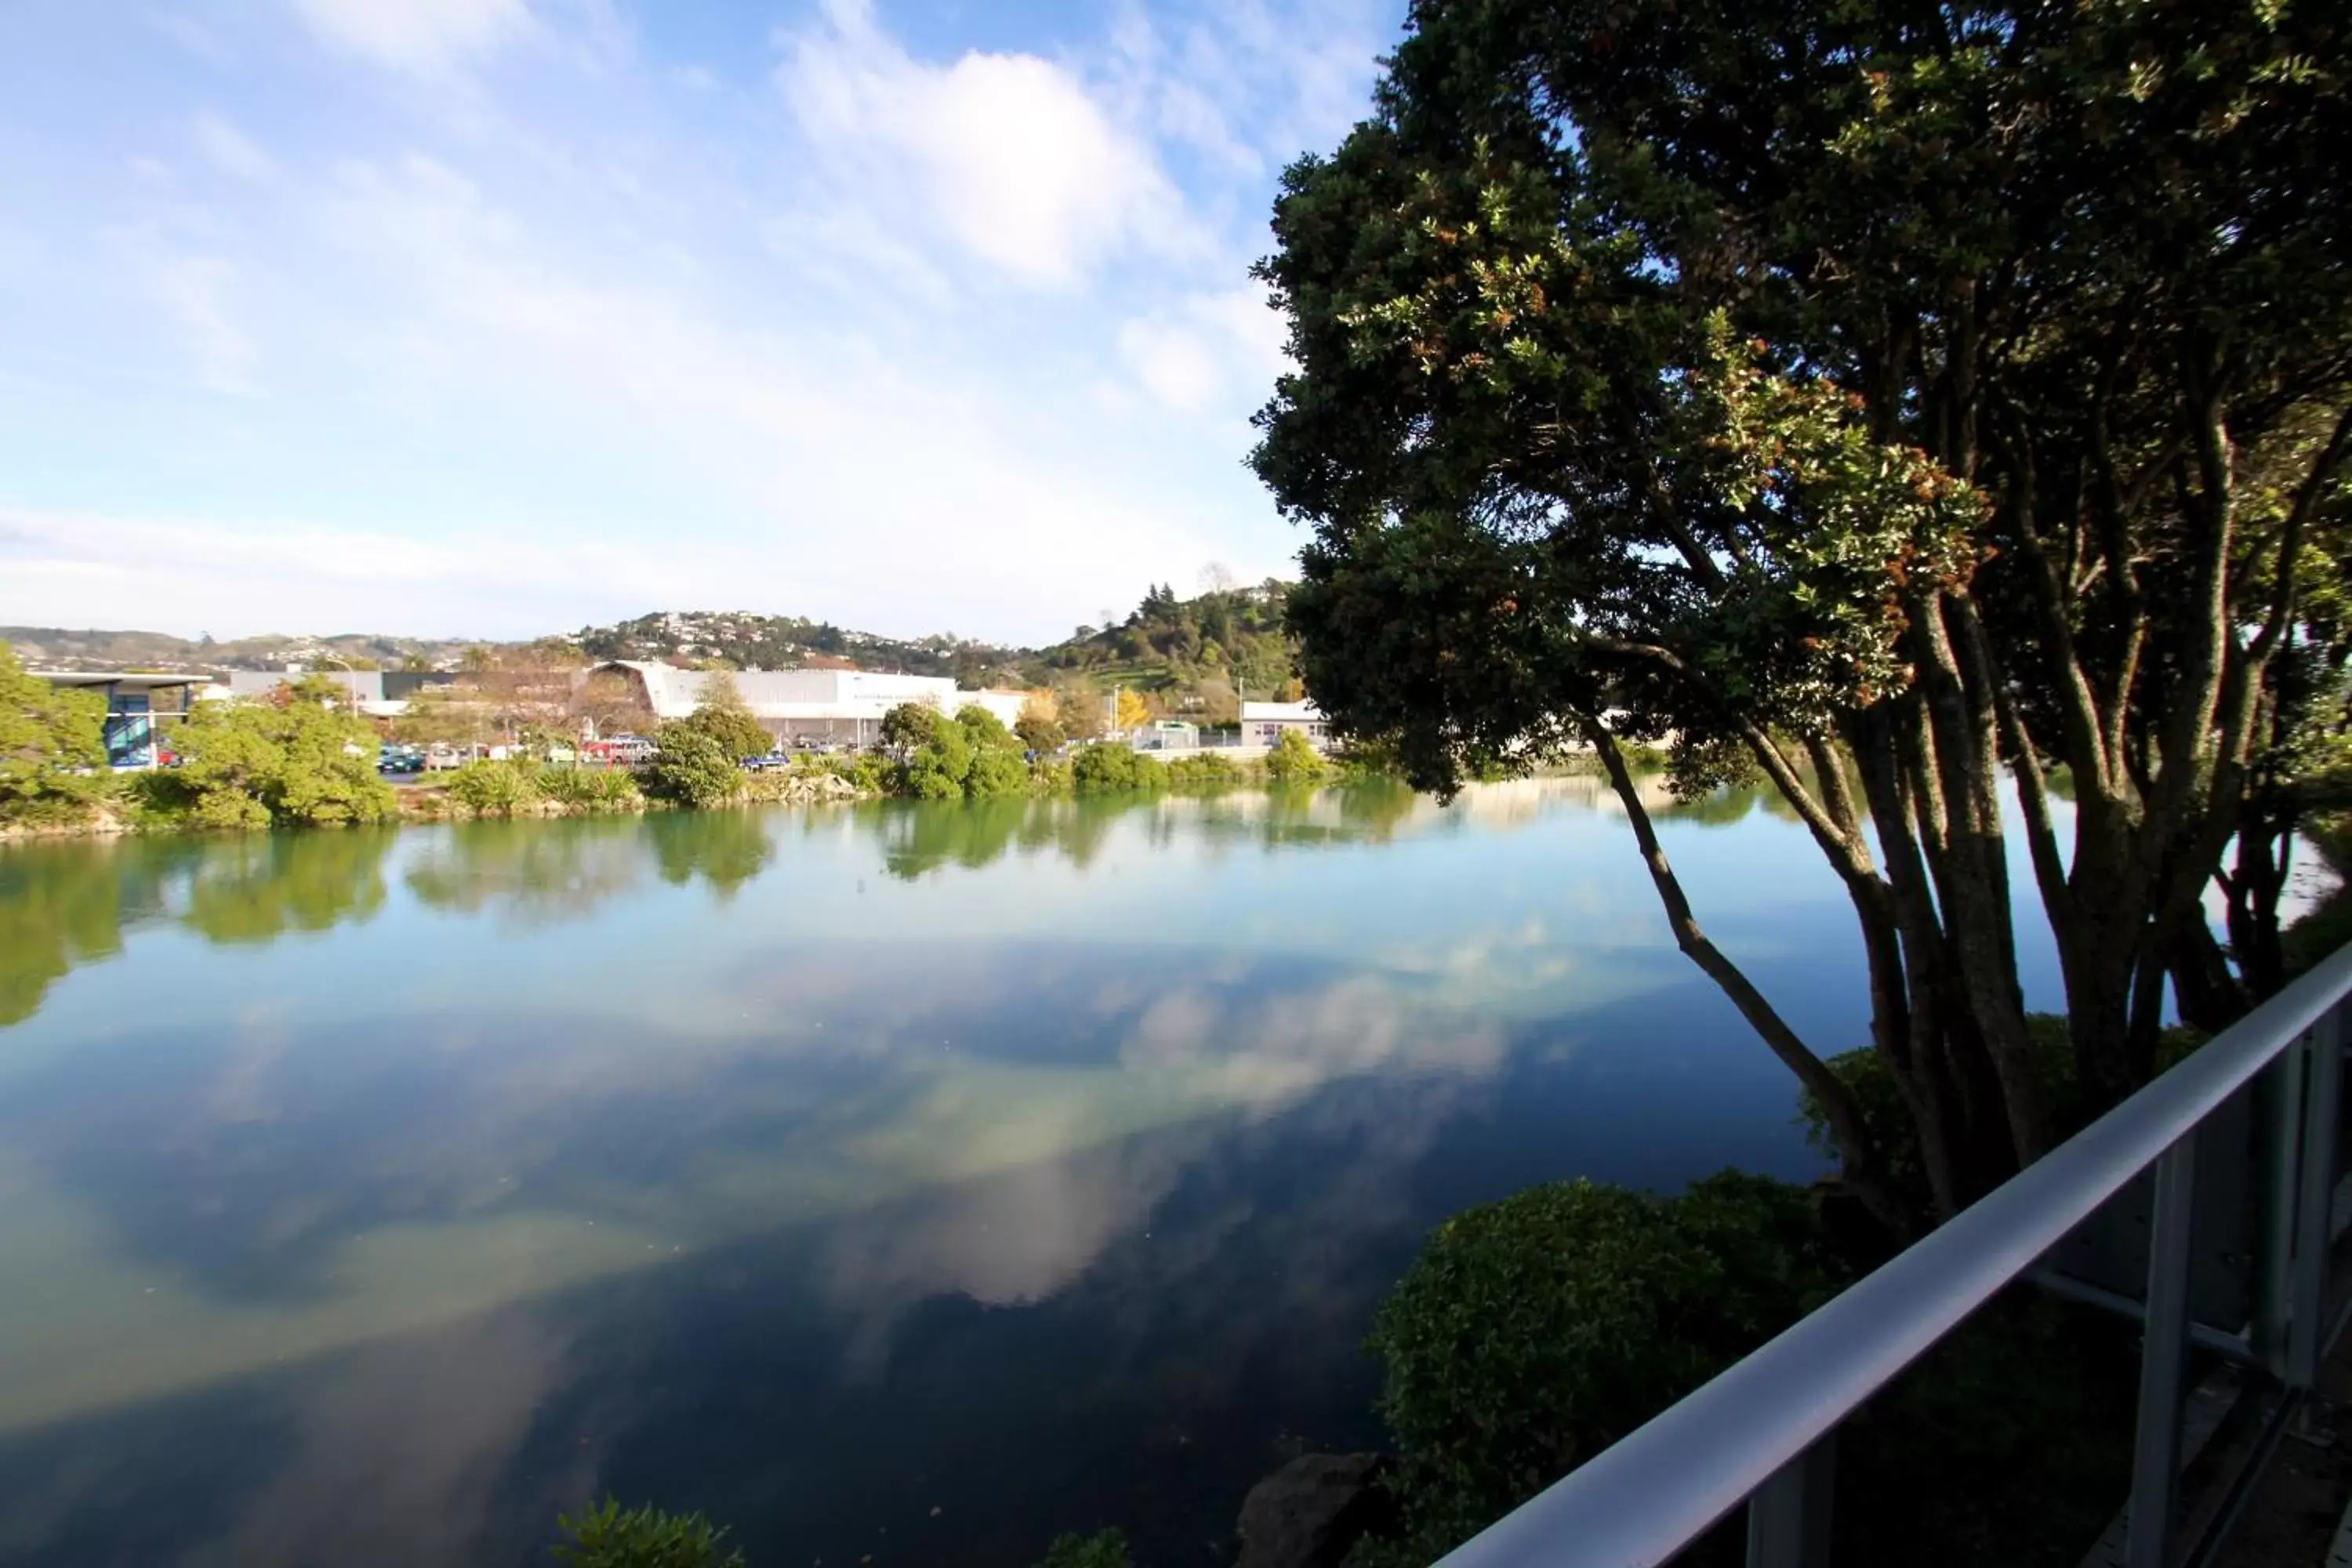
[
  {"x1": 1035, "y1": 1529, "x2": 1131, "y2": 1568},
  {"x1": 445, "y1": 760, "x2": 543, "y2": 816},
  {"x1": 1362, "y1": 1174, "x2": 1838, "y2": 1559},
  {"x1": 1071, "y1": 742, "x2": 1168, "y2": 795},
  {"x1": 1030, "y1": 757, "x2": 1075, "y2": 794},
  {"x1": 964, "y1": 748, "x2": 1032, "y2": 799},
  {"x1": 539, "y1": 765, "x2": 644, "y2": 811},
  {"x1": 828, "y1": 753, "x2": 895, "y2": 794},
  {"x1": 1263, "y1": 728, "x2": 1330, "y2": 786},
  {"x1": 1167, "y1": 753, "x2": 1242, "y2": 791},
  {"x1": 554, "y1": 1498, "x2": 743, "y2": 1568},
  {"x1": 644, "y1": 723, "x2": 745, "y2": 808}
]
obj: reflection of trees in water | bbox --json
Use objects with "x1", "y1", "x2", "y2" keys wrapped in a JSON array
[
  {"x1": 0, "y1": 841, "x2": 155, "y2": 1025},
  {"x1": 180, "y1": 829, "x2": 394, "y2": 945},
  {"x1": 872, "y1": 797, "x2": 1034, "y2": 880},
  {"x1": 646, "y1": 811, "x2": 774, "y2": 898},
  {"x1": 0, "y1": 831, "x2": 391, "y2": 1025},
  {"x1": 404, "y1": 817, "x2": 647, "y2": 926},
  {"x1": 866, "y1": 783, "x2": 1434, "y2": 881}
]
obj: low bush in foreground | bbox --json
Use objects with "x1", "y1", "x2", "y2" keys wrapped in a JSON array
[
  {"x1": 539, "y1": 765, "x2": 645, "y2": 811},
  {"x1": 445, "y1": 760, "x2": 543, "y2": 815},
  {"x1": 1071, "y1": 742, "x2": 1168, "y2": 794},
  {"x1": 554, "y1": 1498, "x2": 742, "y2": 1568}
]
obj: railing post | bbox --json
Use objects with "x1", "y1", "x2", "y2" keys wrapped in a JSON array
[
  {"x1": 2127, "y1": 1130, "x2": 2198, "y2": 1568},
  {"x1": 2289, "y1": 1003, "x2": 2345, "y2": 1391},
  {"x1": 1746, "y1": 1432, "x2": 1835, "y2": 1568},
  {"x1": 2255, "y1": 1037, "x2": 2310, "y2": 1378}
]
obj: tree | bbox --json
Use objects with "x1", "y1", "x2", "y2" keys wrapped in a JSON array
[
  {"x1": 1113, "y1": 689, "x2": 1151, "y2": 732},
  {"x1": 880, "y1": 701, "x2": 946, "y2": 759},
  {"x1": 1254, "y1": 0, "x2": 2352, "y2": 1223},
  {"x1": 0, "y1": 642, "x2": 107, "y2": 825},
  {"x1": 1016, "y1": 694, "x2": 1066, "y2": 753},
  {"x1": 162, "y1": 682, "x2": 397, "y2": 829},
  {"x1": 953, "y1": 702, "x2": 1018, "y2": 753},
  {"x1": 643, "y1": 722, "x2": 743, "y2": 808},
  {"x1": 685, "y1": 672, "x2": 772, "y2": 760}
]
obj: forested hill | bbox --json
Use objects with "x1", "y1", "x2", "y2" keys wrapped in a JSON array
[{"x1": 0, "y1": 626, "x2": 476, "y2": 673}]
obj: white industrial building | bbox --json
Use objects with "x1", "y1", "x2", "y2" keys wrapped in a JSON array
[
  {"x1": 1241, "y1": 700, "x2": 1330, "y2": 747},
  {"x1": 596, "y1": 661, "x2": 1027, "y2": 746}
]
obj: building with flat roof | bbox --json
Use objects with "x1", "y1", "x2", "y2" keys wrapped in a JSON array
[
  {"x1": 220, "y1": 667, "x2": 455, "y2": 717},
  {"x1": 1240, "y1": 699, "x2": 1329, "y2": 747},
  {"x1": 595, "y1": 661, "x2": 1026, "y2": 747},
  {"x1": 28, "y1": 670, "x2": 209, "y2": 767}
]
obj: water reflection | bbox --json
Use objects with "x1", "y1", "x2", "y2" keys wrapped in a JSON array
[{"x1": 0, "y1": 777, "x2": 1863, "y2": 1568}]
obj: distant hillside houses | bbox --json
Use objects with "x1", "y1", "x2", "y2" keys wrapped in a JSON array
[{"x1": 597, "y1": 660, "x2": 1025, "y2": 747}]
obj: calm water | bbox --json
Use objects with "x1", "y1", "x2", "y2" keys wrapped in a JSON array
[{"x1": 0, "y1": 779, "x2": 2067, "y2": 1568}]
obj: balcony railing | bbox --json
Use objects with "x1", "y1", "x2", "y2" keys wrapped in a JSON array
[{"x1": 1436, "y1": 940, "x2": 2352, "y2": 1568}]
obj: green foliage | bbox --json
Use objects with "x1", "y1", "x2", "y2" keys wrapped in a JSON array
[
  {"x1": 445, "y1": 760, "x2": 543, "y2": 816},
  {"x1": 154, "y1": 684, "x2": 396, "y2": 829},
  {"x1": 964, "y1": 747, "x2": 1032, "y2": 799},
  {"x1": 1034, "y1": 1529, "x2": 1131, "y2": 1568},
  {"x1": 1165, "y1": 753, "x2": 1242, "y2": 790},
  {"x1": 643, "y1": 722, "x2": 745, "y2": 808},
  {"x1": 880, "y1": 702, "x2": 946, "y2": 757},
  {"x1": 904, "y1": 725, "x2": 972, "y2": 800},
  {"x1": 1249, "y1": 0, "x2": 2352, "y2": 1196},
  {"x1": 1262, "y1": 728, "x2": 1330, "y2": 786},
  {"x1": 0, "y1": 642, "x2": 109, "y2": 826},
  {"x1": 1030, "y1": 756, "x2": 1075, "y2": 794},
  {"x1": 1363, "y1": 1174, "x2": 1838, "y2": 1559},
  {"x1": 954, "y1": 703, "x2": 1018, "y2": 751},
  {"x1": 1070, "y1": 742, "x2": 1168, "y2": 795},
  {"x1": 681, "y1": 677, "x2": 772, "y2": 760},
  {"x1": 538, "y1": 765, "x2": 645, "y2": 811},
  {"x1": 1015, "y1": 708, "x2": 1066, "y2": 753},
  {"x1": 553, "y1": 1497, "x2": 743, "y2": 1568},
  {"x1": 828, "y1": 753, "x2": 895, "y2": 794}
]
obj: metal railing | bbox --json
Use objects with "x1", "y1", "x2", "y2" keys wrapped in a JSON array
[{"x1": 1436, "y1": 939, "x2": 2352, "y2": 1568}]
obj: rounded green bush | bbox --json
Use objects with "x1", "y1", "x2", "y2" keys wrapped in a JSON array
[{"x1": 1367, "y1": 1174, "x2": 1836, "y2": 1555}]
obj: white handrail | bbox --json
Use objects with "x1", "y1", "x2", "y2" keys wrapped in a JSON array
[{"x1": 1436, "y1": 938, "x2": 2352, "y2": 1568}]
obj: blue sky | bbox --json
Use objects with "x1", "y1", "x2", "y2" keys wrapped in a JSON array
[{"x1": 0, "y1": 0, "x2": 1403, "y2": 644}]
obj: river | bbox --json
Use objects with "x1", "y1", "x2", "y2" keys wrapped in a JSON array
[{"x1": 0, "y1": 778, "x2": 2067, "y2": 1566}]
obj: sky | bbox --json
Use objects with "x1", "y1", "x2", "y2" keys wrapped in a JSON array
[{"x1": 0, "y1": 0, "x2": 1405, "y2": 645}]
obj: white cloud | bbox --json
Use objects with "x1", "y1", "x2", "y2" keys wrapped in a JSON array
[
  {"x1": 192, "y1": 112, "x2": 278, "y2": 183},
  {"x1": 0, "y1": 507, "x2": 715, "y2": 638},
  {"x1": 288, "y1": 0, "x2": 532, "y2": 75},
  {"x1": 1117, "y1": 283, "x2": 1289, "y2": 414},
  {"x1": 775, "y1": 0, "x2": 1196, "y2": 289},
  {"x1": 147, "y1": 255, "x2": 258, "y2": 393}
]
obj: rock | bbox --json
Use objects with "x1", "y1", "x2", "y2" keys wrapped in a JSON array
[{"x1": 1236, "y1": 1453, "x2": 1392, "y2": 1568}]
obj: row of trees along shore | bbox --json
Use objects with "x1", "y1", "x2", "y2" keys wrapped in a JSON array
[
  {"x1": 2, "y1": 639, "x2": 1352, "y2": 835},
  {"x1": 1255, "y1": 0, "x2": 2352, "y2": 1232}
]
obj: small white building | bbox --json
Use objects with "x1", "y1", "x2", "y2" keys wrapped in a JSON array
[
  {"x1": 597, "y1": 661, "x2": 1026, "y2": 747},
  {"x1": 1241, "y1": 700, "x2": 1330, "y2": 747}
]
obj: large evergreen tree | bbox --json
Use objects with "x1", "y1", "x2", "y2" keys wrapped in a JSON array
[{"x1": 1254, "y1": 0, "x2": 2352, "y2": 1222}]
